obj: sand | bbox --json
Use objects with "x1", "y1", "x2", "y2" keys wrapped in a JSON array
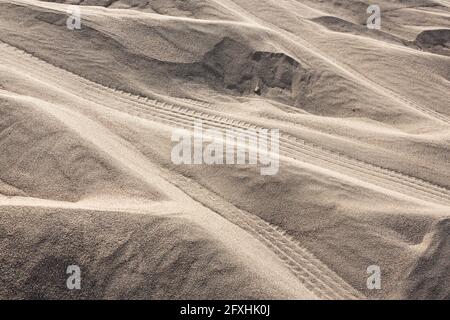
[{"x1": 0, "y1": 0, "x2": 449, "y2": 299}]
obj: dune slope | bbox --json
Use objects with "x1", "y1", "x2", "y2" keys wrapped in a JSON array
[{"x1": 0, "y1": 0, "x2": 449, "y2": 300}]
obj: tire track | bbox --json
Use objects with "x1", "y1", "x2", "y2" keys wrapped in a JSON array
[
  {"x1": 1, "y1": 41, "x2": 450, "y2": 208},
  {"x1": 3, "y1": 40, "x2": 450, "y2": 298},
  {"x1": 0, "y1": 41, "x2": 364, "y2": 299},
  {"x1": 210, "y1": 0, "x2": 450, "y2": 125},
  {"x1": 160, "y1": 167, "x2": 364, "y2": 299}
]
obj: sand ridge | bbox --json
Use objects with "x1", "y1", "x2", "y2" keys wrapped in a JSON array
[{"x1": 0, "y1": 0, "x2": 449, "y2": 299}]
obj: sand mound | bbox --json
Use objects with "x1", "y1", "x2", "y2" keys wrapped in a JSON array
[
  {"x1": 0, "y1": 206, "x2": 296, "y2": 299},
  {"x1": 2, "y1": 1, "x2": 441, "y2": 122},
  {"x1": 172, "y1": 37, "x2": 312, "y2": 105},
  {"x1": 0, "y1": 96, "x2": 161, "y2": 202},
  {"x1": 158, "y1": 159, "x2": 446, "y2": 299},
  {"x1": 1, "y1": 0, "x2": 450, "y2": 300},
  {"x1": 415, "y1": 29, "x2": 450, "y2": 56},
  {"x1": 397, "y1": 218, "x2": 450, "y2": 299},
  {"x1": 0, "y1": 2, "x2": 270, "y2": 93}
]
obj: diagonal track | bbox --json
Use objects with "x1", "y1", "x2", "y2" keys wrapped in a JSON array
[
  {"x1": 0, "y1": 41, "x2": 368, "y2": 299},
  {"x1": 209, "y1": 0, "x2": 450, "y2": 125},
  {"x1": 1, "y1": 41, "x2": 450, "y2": 208}
]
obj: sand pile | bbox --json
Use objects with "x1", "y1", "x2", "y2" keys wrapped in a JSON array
[
  {"x1": 415, "y1": 29, "x2": 450, "y2": 55},
  {"x1": 0, "y1": 95, "x2": 161, "y2": 202},
  {"x1": 1, "y1": 0, "x2": 449, "y2": 300},
  {"x1": 0, "y1": 206, "x2": 300, "y2": 299}
]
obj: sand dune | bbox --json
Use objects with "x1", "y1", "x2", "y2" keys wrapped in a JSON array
[{"x1": 0, "y1": 0, "x2": 449, "y2": 300}]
